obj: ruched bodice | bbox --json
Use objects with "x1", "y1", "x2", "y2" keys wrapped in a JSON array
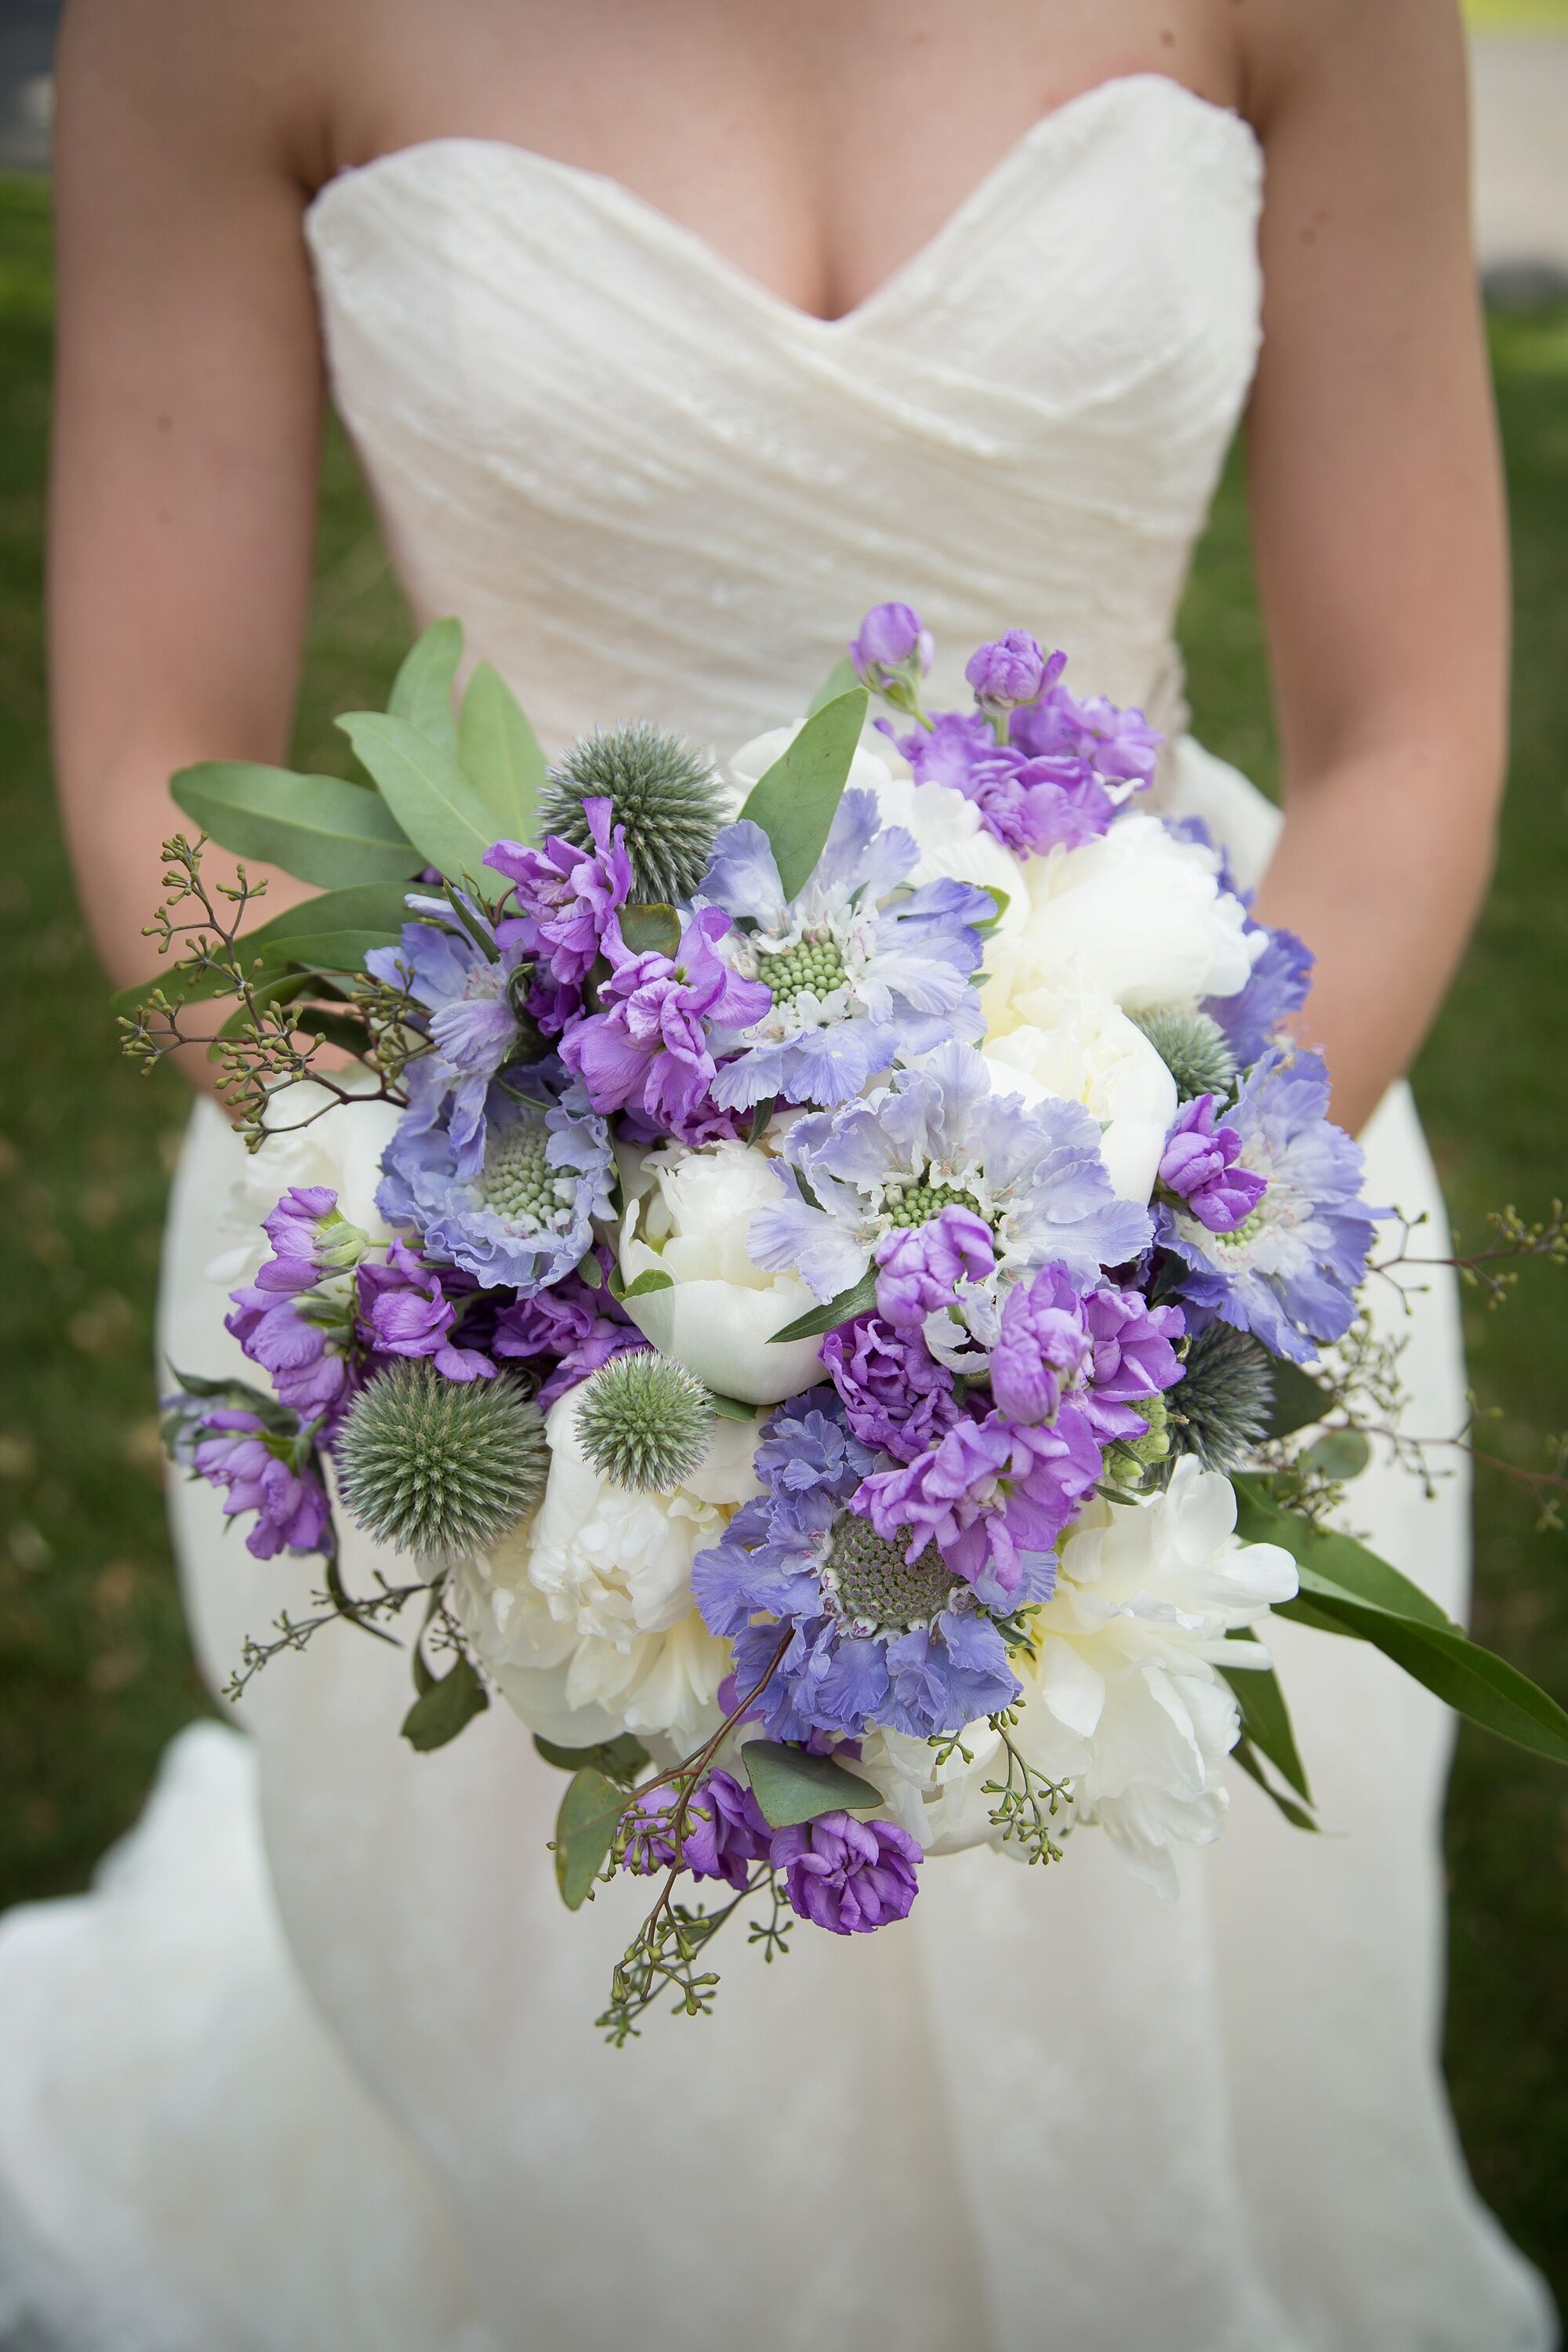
[{"x1": 305, "y1": 74, "x2": 1262, "y2": 753}]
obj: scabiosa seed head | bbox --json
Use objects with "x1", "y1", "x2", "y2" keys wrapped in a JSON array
[
  {"x1": 335, "y1": 1363, "x2": 550, "y2": 1562},
  {"x1": 1132, "y1": 1006, "x2": 1238, "y2": 1102},
  {"x1": 1166, "y1": 1324, "x2": 1273, "y2": 1471},
  {"x1": 821, "y1": 1510, "x2": 959, "y2": 1635},
  {"x1": 539, "y1": 722, "x2": 725, "y2": 907},
  {"x1": 574, "y1": 1349, "x2": 716, "y2": 1493}
]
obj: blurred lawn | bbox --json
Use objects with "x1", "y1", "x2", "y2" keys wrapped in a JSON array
[{"x1": 2, "y1": 173, "x2": 1565, "y2": 2296}]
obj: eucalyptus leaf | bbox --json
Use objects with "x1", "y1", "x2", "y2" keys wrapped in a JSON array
[
  {"x1": 705, "y1": 1388, "x2": 759, "y2": 1423},
  {"x1": 1220, "y1": 1636, "x2": 1312, "y2": 1805},
  {"x1": 617, "y1": 902, "x2": 682, "y2": 961},
  {"x1": 336, "y1": 713, "x2": 499, "y2": 885},
  {"x1": 740, "y1": 688, "x2": 869, "y2": 901},
  {"x1": 769, "y1": 1265, "x2": 878, "y2": 1344},
  {"x1": 457, "y1": 660, "x2": 545, "y2": 840},
  {"x1": 1302, "y1": 1428, "x2": 1372, "y2": 1482},
  {"x1": 1264, "y1": 1358, "x2": 1334, "y2": 1440},
  {"x1": 170, "y1": 763, "x2": 423, "y2": 889},
  {"x1": 388, "y1": 619, "x2": 463, "y2": 757},
  {"x1": 554, "y1": 1767, "x2": 630, "y2": 1908},
  {"x1": 1234, "y1": 1477, "x2": 1450, "y2": 1631},
  {"x1": 165, "y1": 1364, "x2": 293, "y2": 1426},
  {"x1": 1232, "y1": 1737, "x2": 1319, "y2": 1833},
  {"x1": 741, "y1": 1738, "x2": 882, "y2": 1830},
  {"x1": 400, "y1": 1653, "x2": 489, "y2": 1753},
  {"x1": 805, "y1": 655, "x2": 859, "y2": 717},
  {"x1": 974, "y1": 886, "x2": 1011, "y2": 936},
  {"x1": 533, "y1": 1732, "x2": 650, "y2": 1784}
]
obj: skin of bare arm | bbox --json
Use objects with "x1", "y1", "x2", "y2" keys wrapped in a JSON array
[
  {"x1": 49, "y1": 0, "x2": 332, "y2": 1071},
  {"x1": 1241, "y1": 0, "x2": 1508, "y2": 1135}
]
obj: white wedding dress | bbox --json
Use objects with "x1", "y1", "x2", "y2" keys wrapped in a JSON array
[{"x1": 0, "y1": 74, "x2": 1555, "y2": 2352}]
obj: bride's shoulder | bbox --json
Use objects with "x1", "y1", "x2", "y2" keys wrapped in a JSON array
[{"x1": 1236, "y1": 0, "x2": 1468, "y2": 140}]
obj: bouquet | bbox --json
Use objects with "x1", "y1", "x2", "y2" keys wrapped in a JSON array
[{"x1": 122, "y1": 603, "x2": 1568, "y2": 2038}]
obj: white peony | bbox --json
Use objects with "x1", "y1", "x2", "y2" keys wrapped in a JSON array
[
  {"x1": 1006, "y1": 1460, "x2": 1298, "y2": 1895},
  {"x1": 448, "y1": 1390, "x2": 763, "y2": 1752},
  {"x1": 981, "y1": 985, "x2": 1178, "y2": 1203},
  {"x1": 617, "y1": 1138, "x2": 825, "y2": 1405},
  {"x1": 726, "y1": 720, "x2": 1029, "y2": 939},
  {"x1": 993, "y1": 811, "x2": 1260, "y2": 1014},
  {"x1": 201, "y1": 1079, "x2": 401, "y2": 1288}
]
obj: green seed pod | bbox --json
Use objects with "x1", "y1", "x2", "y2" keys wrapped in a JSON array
[
  {"x1": 574, "y1": 1350, "x2": 715, "y2": 1494},
  {"x1": 539, "y1": 721, "x2": 726, "y2": 907},
  {"x1": 335, "y1": 1363, "x2": 550, "y2": 1563}
]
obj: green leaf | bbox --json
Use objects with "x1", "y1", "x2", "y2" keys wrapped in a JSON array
[
  {"x1": 533, "y1": 1732, "x2": 650, "y2": 1784},
  {"x1": 1232, "y1": 1737, "x2": 1319, "y2": 1832},
  {"x1": 620, "y1": 1268, "x2": 673, "y2": 1299},
  {"x1": 769, "y1": 1265, "x2": 877, "y2": 1344},
  {"x1": 336, "y1": 713, "x2": 499, "y2": 885},
  {"x1": 740, "y1": 688, "x2": 869, "y2": 901},
  {"x1": 617, "y1": 902, "x2": 682, "y2": 961},
  {"x1": 705, "y1": 1388, "x2": 758, "y2": 1422},
  {"x1": 165, "y1": 1364, "x2": 292, "y2": 1427},
  {"x1": 1236, "y1": 1475, "x2": 1568, "y2": 1767},
  {"x1": 1220, "y1": 1635, "x2": 1312, "y2": 1805},
  {"x1": 400, "y1": 1653, "x2": 490, "y2": 1753},
  {"x1": 389, "y1": 619, "x2": 463, "y2": 757},
  {"x1": 457, "y1": 660, "x2": 545, "y2": 840},
  {"x1": 1302, "y1": 1428, "x2": 1372, "y2": 1482},
  {"x1": 974, "y1": 886, "x2": 1011, "y2": 936},
  {"x1": 169, "y1": 763, "x2": 423, "y2": 889},
  {"x1": 742, "y1": 1738, "x2": 883, "y2": 1830},
  {"x1": 554, "y1": 1767, "x2": 630, "y2": 1908},
  {"x1": 806, "y1": 655, "x2": 859, "y2": 717},
  {"x1": 1263, "y1": 1358, "x2": 1333, "y2": 1440}
]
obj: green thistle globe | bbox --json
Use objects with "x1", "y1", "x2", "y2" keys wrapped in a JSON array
[
  {"x1": 575, "y1": 1351, "x2": 715, "y2": 1494},
  {"x1": 539, "y1": 721, "x2": 726, "y2": 906},
  {"x1": 1131, "y1": 1005, "x2": 1238, "y2": 1102},
  {"x1": 1167, "y1": 1324, "x2": 1274, "y2": 1472},
  {"x1": 336, "y1": 1363, "x2": 550, "y2": 1562}
]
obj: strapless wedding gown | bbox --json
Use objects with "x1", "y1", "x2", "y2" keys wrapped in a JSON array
[{"x1": 0, "y1": 76, "x2": 1554, "y2": 2352}]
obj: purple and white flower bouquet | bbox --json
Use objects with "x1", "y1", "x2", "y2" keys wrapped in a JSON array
[{"x1": 124, "y1": 604, "x2": 1568, "y2": 2037}]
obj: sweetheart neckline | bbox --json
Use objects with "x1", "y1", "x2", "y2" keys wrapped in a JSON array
[{"x1": 306, "y1": 72, "x2": 1261, "y2": 332}]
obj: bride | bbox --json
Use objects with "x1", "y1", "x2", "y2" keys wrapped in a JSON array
[{"x1": 3, "y1": 1, "x2": 1555, "y2": 2346}]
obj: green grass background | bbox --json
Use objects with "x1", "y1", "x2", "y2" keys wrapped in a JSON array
[{"x1": 1, "y1": 173, "x2": 1565, "y2": 2297}]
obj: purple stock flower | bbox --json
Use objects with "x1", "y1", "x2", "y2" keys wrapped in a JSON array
[
  {"x1": 771, "y1": 1812, "x2": 921, "y2": 1935},
  {"x1": 365, "y1": 901, "x2": 530, "y2": 1178},
  {"x1": 958, "y1": 745, "x2": 1117, "y2": 858},
  {"x1": 492, "y1": 1266, "x2": 641, "y2": 1407},
  {"x1": 885, "y1": 708, "x2": 994, "y2": 791},
  {"x1": 989, "y1": 1265, "x2": 1093, "y2": 1425},
  {"x1": 683, "y1": 1769, "x2": 774, "y2": 1890},
  {"x1": 1156, "y1": 1049, "x2": 1381, "y2": 1364},
  {"x1": 1009, "y1": 686, "x2": 1162, "y2": 787},
  {"x1": 1159, "y1": 1095, "x2": 1269, "y2": 1235},
  {"x1": 855, "y1": 1406, "x2": 1098, "y2": 1602},
  {"x1": 1080, "y1": 1284, "x2": 1186, "y2": 1442},
  {"x1": 873, "y1": 1204, "x2": 996, "y2": 1330},
  {"x1": 848, "y1": 602, "x2": 934, "y2": 689},
  {"x1": 485, "y1": 796, "x2": 633, "y2": 992},
  {"x1": 965, "y1": 630, "x2": 1058, "y2": 712},
  {"x1": 819, "y1": 1314, "x2": 964, "y2": 1464},
  {"x1": 191, "y1": 1410, "x2": 332, "y2": 1561},
  {"x1": 559, "y1": 906, "x2": 770, "y2": 1131},
  {"x1": 224, "y1": 1189, "x2": 361, "y2": 1428},
  {"x1": 356, "y1": 1239, "x2": 494, "y2": 1381}
]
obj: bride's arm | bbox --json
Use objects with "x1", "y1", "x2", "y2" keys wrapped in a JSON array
[
  {"x1": 1242, "y1": 1, "x2": 1507, "y2": 1136},
  {"x1": 50, "y1": 0, "x2": 329, "y2": 1032}
]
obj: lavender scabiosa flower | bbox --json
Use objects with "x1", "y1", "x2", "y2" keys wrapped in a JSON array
[
  {"x1": 485, "y1": 794, "x2": 633, "y2": 994},
  {"x1": 356, "y1": 1238, "x2": 495, "y2": 1381},
  {"x1": 750, "y1": 1041, "x2": 1152, "y2": 1305},
  {"x1": 188, "y1": 1410, "x2": 332, "y2": 1560},
  {"x1": 365, "y1": 899, "x2": 532, "y2": 1178},
  {"x1": 701, "y1": 789, "x2": 992, "y2": 1111},
  {"x1": 1156, "y1": 1048, "x2": 1380, "y2": 1364},
  {"x1": 1203, "y1": 924, "x2": 1314, "y2": 1067},
  {"x1": 377, "y1": 1075, "x2": 615, "y2": 1294},
  {"x1": 691, "y1": 1389, "x2": 1025, "y2": 1744},
  {"x1": 771, "y1": 1811, "x2": 922, "y2": 1935},
  {"x1": 558, "y1": 905, "x2": 771, "y2": 1133},
  {"x1": 1159, "y1": 1095, "x2": 1269, "y2": 1235}
]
